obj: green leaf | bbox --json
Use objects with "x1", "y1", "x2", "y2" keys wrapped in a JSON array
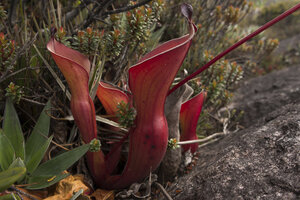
[
  {"x1": 31, "y1": 144, "x2": 90, "y2": 177},
  {"x1": 0, "y1": 134, "x2": 15, "y2": 171},
  {"x1": 26, "y1": 136, "x2": 53, "y2": 174},
  {"x1": 8, "y1": 158, "x2": 25, "y2": 169},
  {"x1": 8, "y1": 158, "x2": 26, "y2": 183},
  {"x1": 26, "y1": 173, "x2": 69, "y2": 190},
  {"x1": 2, "y1": 99, "x2": 25, "y2": 160},
  {"x1": 0, "y1": 193, "x2": 21, "y2": 200},
  {"x1": 25, "y1": 100, "x2": 51, "y2": 164},
  {"x1": 0, "y1": 167, "x2": 26, "y2": 192}
]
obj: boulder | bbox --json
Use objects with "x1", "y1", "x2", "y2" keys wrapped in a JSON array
[
  {"x1": 167, "y1": 66, "x2": 300, "y2": 200},
  {"x1": 168, "y1": 103, "x2": 300, "y2": 199},
  {"x1": 229, "y1": 65, "x2": 300, "y2": 127}
]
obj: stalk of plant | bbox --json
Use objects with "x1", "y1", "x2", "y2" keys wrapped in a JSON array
[{"x1": 47, "y1": 2, "x2": 300, "y2": 189}]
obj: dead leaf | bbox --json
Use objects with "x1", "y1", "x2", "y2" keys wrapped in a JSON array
[
  {"x1": 90, "y1": 189, "x2": 114, "y2": 200},
  {"x1": 44, "y1": 174, "x2": 90, "y2": 200}
]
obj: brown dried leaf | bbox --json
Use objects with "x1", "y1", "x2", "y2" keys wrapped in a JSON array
[
  {"x1": 44, "y1": 174, "x2": 90, "y2": 200},
  {"x1": 90, "y1": 189, "x2": 114, "y2": 200}
]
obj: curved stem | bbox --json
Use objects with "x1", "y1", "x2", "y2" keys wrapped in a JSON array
[
  {"x1": 177, "y1": 132, "x2": 224, "y2": 145},
  {"x1": 168, "y1": 3, "x2": 300, "y2": 95}
]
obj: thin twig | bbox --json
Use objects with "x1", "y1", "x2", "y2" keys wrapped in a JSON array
[
  {"x1": 64, "y1": 0, "x2": 93, "y2": 23},
  {"x1": 198, "y1": 138, "x2": 219, "y2": 148},
  {"x1": 80, "y1": 0, "x2": 114, "y2": 29},
  {"x1": 177, "y1": 132, "x2": 225, "y2": 145},
  {"x1": 154, "y1": 182, "x2": 173, "y2": 200},
  {"x1": 102, "y1": 0, "x2": 152, "y2": 16},
  {"x1": 59, "y1": 114, "x2": 129, "y2": 132},
  {"x1": 0, "y1": 33, "x2": 38, "y2": 83},
  {"x1": 9, "y1": 186, "x2": 39, "y2": 200},
  {"x1": 33, "y1": 44, "x2": 71, "y2": 100},
  {"x1": 21, "y1": 97, "x2": 46, "y2": 106},
  {"x1": 0, "y1": 67, "x2": 42, "y2": 84}
]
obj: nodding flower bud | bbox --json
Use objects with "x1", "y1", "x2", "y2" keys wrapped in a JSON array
[{"x1": 181, "y1": 3, "x2": 193, "y2": 22}]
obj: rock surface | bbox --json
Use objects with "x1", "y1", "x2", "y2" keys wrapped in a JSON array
[
  {"x1": 229, "y1": 64, "x2": 300, "y2": 128},
  {"x1": 166, "y1": 66, "x2": 300, "y2": 200}
]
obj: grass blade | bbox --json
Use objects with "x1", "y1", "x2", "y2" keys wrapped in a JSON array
[{"x1": 33, "y1": 44, "x2": 71, "y2": 100}]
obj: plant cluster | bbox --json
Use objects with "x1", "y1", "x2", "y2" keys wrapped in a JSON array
[
  {"x1": 0, "y1": 99, "x2": 91, "y2": 195},
  {"x1": 0, "y1": 33, "x2": 16, "y2": 77},
  {"x1": 56, "y1": 0, "x2": 165, "y2": 85},
  {"x1": 46, "y1": 2, "x2": 300, "y2": 190},
  {"x1": 256, "y1": 0, "x2": 300, "y2": 39},
  {"x1": 46, "y1": 4, "x2": 201, "y2": 189},
  {"x1": 116, "y1": 101, "x2": 136, "y2": 128},
  {"x1": 0, "y1": 0, "x2": 165, "y2": 118}
]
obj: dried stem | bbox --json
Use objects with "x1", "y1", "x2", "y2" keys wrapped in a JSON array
[
  {"x1": 154, "y1": 182, "x2": 173, "y2": 200},
  {"x1": 102, "y1": 0, "x2": 152, "y2": 16},
  {"x1": 177, "y1": 132, "x2": 224, "y2": 145}
]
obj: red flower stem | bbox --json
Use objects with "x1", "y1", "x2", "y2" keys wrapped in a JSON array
[{"x1": 168, "y1": 3, "x2": 300, "y2": 96}]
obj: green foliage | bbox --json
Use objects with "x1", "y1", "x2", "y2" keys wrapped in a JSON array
[
  {"x1": 59, "y1": 0, "x2": 165, "y2": 84},
  {"x1": 27, "y1": 144, "x2": 89, "y2": 189},
  {"x1": 167, "y1": 138, "x2": 179, "y2": 149},
  {"x1": 5, "y1": 82, "x2": 23, "y2": 104},
  {"x1": 256, "y1": 0, "x2": 300, "y2": 39},
  {"x1": 89, "y1": 138, "x2": 101, "y2": 152},
  {"x1": 0, "y1": 131, "x2": 15, "y2": 171},
  {"x1": 0, "y1": 1, "x2": 166, "y2": 190},
  {"x1": 0, "y1": 99, "x2": 90, "y2": 190},
  {"x1": 116, "y1": 101, "x2": 136, "y2": 128},
  {"x1": 2, "y1": 98, "x2": 25, "y2": 160},
  {"x1": 0, "y1": 167, "x2": 26, "y2": 192},
  {"x1": 163, "y1": 0, "x2": 252, "y2": 105},
  {"x1": 0, "y1": 4, "x2": 7, "y2": 20},
  {"x1": 26, "y1": 173, "x2": 70, "y2": 190},
  {"x1": 0, "y1": 193, "x2": 21, "y2": 200},
  {"x1": 25, "y1": 100, "x2": 51, "y2": 170},
  {"x1": 0, "y1": 33, "x2": 16, "y2": 77}
]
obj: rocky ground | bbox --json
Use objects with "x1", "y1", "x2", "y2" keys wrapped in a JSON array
[{"x1": 166, "y1": 65, "x2": 300, "y2": 200}]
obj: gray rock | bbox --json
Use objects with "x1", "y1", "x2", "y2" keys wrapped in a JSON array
[
  {"x1": 166, "y1": 66, "x2": 300, "y2": 200},
  {"x1": 230, "y1": 65, "x2": 300, "y2": 127},
  {"x1": 168, "y1": 103, "x2": 300, "y2": 200}
]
